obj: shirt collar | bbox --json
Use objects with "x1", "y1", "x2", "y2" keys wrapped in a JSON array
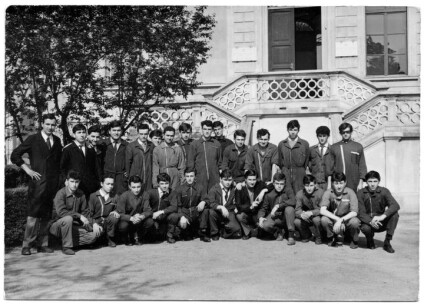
[
  {"x1": 41, "y1": 131, "x2": 52, "y2": 141},
  {"x1": 319, "y1": 143, "x2": 329, "y2": 148},
  {"x1": 158, "y1": 188, "x2": 168, "y2": 197},
  {"x1": 74, "y1": 140, "x2": 85, "y2": 148},
  {"x1": 65, "y1": 187, "x2": 76, "y2": 197}
]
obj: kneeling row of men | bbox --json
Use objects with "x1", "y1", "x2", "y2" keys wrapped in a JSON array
[{"x1": 50, "y1": 167, "x2": 400, "y2": 255}]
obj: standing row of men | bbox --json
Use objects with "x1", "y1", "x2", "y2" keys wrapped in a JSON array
[{"x1": 11, "y1": 114, "x2": 399, "y2": 256}]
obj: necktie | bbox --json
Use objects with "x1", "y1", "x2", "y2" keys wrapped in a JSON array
[
  {"x1": 113, "y1": 141, "x2": 119, "y2": 153},
  {"x1": 79, "y1": 145, "x2": 85, "y2": 156},
  {"x1": 320, "y1": 145, "x2": 324, "y2": 157},
  {"x1": 46, "y1": 138, "x2": 51, "y2": 150},
  {"x1": 224, "y1": 189, "x2": 229, "y2": 205}
]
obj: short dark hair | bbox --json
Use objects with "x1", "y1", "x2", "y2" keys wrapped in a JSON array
[
  {"x1": 137, "y1": 123, "x2": 150, "y2": 132},
  {"x1": 72, "y1": 123, "x2": 87, "y2": 134},
  {"x1": 234, "y1": 129, "x2": 246, "y2": 139},
  {"x1": 201, "y1": 120, "x2": 213, "y2": 128},
  {"x1": 129, "y1": 175, "x2": 143, "y2": 185},
  {"x1": 149, "y1": 129, "x2": 163, "y2": 139},
  {"x1": 273, "y1": 172, "x2": 286, "y2": 182},
  {"x1": 316, "y1": 126, "x2": 330, "y2": 136},
  {"x1": 212, "y1": 121, "x2": 224, "y2": 128},
  {"x1": 339, "y1": 122, "x2": 353, "y2": 133},
  {"x1": 184, "y1": 167, "x2": 196, "y2": 175},
  {"x1": 88, "y1": 125, "x2": 102, "y2": 134},
  {"x1": 287, "y1": 119, "x2": 300, "y2": 130},
  {"x1": 179, "y1": 123, "x2": 192, "y2": 132},
  {"x1": 257, "y1": 129, "x2": 270, "y2": 139},
  {"x1": 66, "y1": 170, "x2": 81, "y2": 180},
  {"x1": 365, "y1": 170, "x2": 381, "y2": 182},
  {"x1": 220, "y1": 169, "x2": 233, "y2": 179},
  {"x1": 163, "y1": 126, "x2": 175, "y2": 134},
  {"x1": 157, "y1": 173, "x2": 171, "y2": 183},
  {"x1": 244, "y1": 169, "x2": 257, "y2": 179},
  {"x1": 109, "y1": 120, "x2": 123, "y2": 130},
  {"x1": 303, "y1": 174, "x2": 316, "y2": 185},
  {"x1": 332, "y1": 172, "x2": 347, "y2": 183},
  {"x1": 101, "y1": 174, "x2": 115, "y2": 183},
  {"x1": 42, "y1": 113, "x2": 57, "y2": 123}
]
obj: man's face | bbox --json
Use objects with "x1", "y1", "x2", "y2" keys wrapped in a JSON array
[
  {"x1": 158, "y1": 181, "x2": 170, "y2": 193},
  {"x1": 288, "y1": 127, "x2": 299, "y2": 140},
  {"x1": 340, "y1": 127, "x2": 352, "y2": 141},
  {"x1": 366, "y1": 178, "x2": 380, "y2": 191},
  {"x1": 234, "y1": 136, "x2": 245, "y2": 148},
  {"x1": 74, "y1": 129, "x2": 87, "y2": 144},
  {"x1": 221, "y1": 177, "x2": 233, "y2": 189},
  {"x1": 101, "y1": 178, "x2": 115, "y2": 193},
  {"x1": 164, "y1": 131, "x2": 175, "y2": 144},
  {"x1": 180, "y1": 130, "x2": 191, "y2": 142},
  {"x1": 129, "y1": 182, "x2": 142, "y2": 196},
  {"x1": 42, "y1": 118, "x2": 57, "y2": 136},
  {"x1": 317, "y1": 134, "x2": 329, "y2": 146},
  {"x1": 88, "y1": 132, "x2": 101, "y2": 146},
  {"x1": 202, "y1": 126, "x2": 212, "y2": 139},
  {"x1": 67, "y1": 178, "x2": 80, "y2": 192},
  {"x1": 304, "y1": 182, "x2": 316, "y2": 194},
  {"x1": 214, "y1": 126, "x2": 223, "y2": 137},
  {"x1": 138, "y1": 129, "x2": 149, "y2": 143},
  {"x1": 185, "y1": 172, "x2": 195, "y2": 185},
  {"x1": 245, "y1": 175, "x2": 257, "y2": 188},
  {"x1": 333, "y1": 180, "x2": 346, "y2": 194},
  {"x1": 274, "y1": 180, "x2": 286, "y2": 192},
  {"x1": 151, "y1": 136, "x2": 162, "y2": 147},
  {"x1": 109, "y1": 127, "x2": 122, "y2": 141},
  {"x1": 257, "y1": 134, "x2": 270, "y2": 148}
]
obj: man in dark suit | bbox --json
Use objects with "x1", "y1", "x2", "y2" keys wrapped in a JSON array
[
  {"x1": 11, "y1": 113, "x2": 63, "y2": 255},
  {"x1": 61, "y1": 124, "x2": 101, "y2": 199},
  {"x1": 207, "y1": 169, "x2": 242, "y2": 240}
]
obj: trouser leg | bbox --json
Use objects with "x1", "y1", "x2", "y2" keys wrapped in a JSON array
[
  {"x1": 167, "y1": 213, "x2": 180, "y2": 239},
  {"x1": 37, "y1": 218, "x2": 50, "y2": 247},
  {"x1": 237, "y1": 212, "x2": 251, "y2": 236},
  {"x1": 311, "y1": 216, "x2": 322, "y2": 239},
  {"x1": 104, "y1": 214, "x2": 120, "y2": 238},
  {"x1": 75, "y1": 227, "x2": 97, "y2": 246},
  {"x1": 360, "y1": 223, "x2": 374, "y2": 240},
  {"x1": 321, "y1": 216, "x2": 334, "y2": 238},
  {"x1": 283, "y1": 206, "x2": 296, "y2": 232},
  {"x1": 22, "y1": 216, "x2": 39, "y2": 248},
  {"x1": 222, "y1": 212, "x2": 241, "y2": 239},
  {"x1": 384, "y1": 213, "x2": 399, "y2": 238},
  {"x1": 209, "y1": 209, "x2": 221, "y2": 236},
  {"x1": 118, "y1": 220, "x2": 131, "y2": 242},
  {"x1": 345, "y1": 217, "x2": 360, "y2": 242},
  {"x1": 49, "y1": 216, "x2": 74, "y2": 248},
  {"x1": 294, "y1": 218, "x2": 312, "y2": 239},
  {"x1": 139, "y1": 217, "x2": 155, "y2": 241}
]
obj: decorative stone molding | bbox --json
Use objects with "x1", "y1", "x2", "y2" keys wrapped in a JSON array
[
  {"x1": 337, "y1": 75, "x2": 375, "y2": 106},
  {"x1": 213, "y1": 80, "x2": 251, "y2": 111},
  {"x1": 396, "y1": 99, "x2": 420, "y2": 125}
]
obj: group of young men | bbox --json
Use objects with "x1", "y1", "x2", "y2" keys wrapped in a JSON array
[{"x1": 11, "y1": 114, "x2": 400, "y2": 256}]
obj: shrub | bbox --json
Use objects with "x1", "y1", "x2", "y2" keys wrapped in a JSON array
[
  {"x1": 5, "y1": 164, "x2": 30, "y2": 188},
  {"x1": 4, "y1": 186, "x2": 28, "y2": 247}
]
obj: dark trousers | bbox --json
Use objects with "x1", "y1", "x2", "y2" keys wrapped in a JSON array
[
  {"x1": 209, "y1": 209, "x2": 241, "y2": 238},
  {"x1": 22, "y1": 217, "x2": 50, "y2": 248},
  {"x1": 144, "y1": 213, "x2": 180, "y2": 240},
  {"x1": 49, "y1": 216, "x2": 97, "y2": 248},
  {"x1": 179, "y1": 209, "x2": 209, "y2": 238},
  {"x1": 236, "y1": 212, "x2": 258, "y2": 237},
  {"x1": 99, "y1": 214, "x2": 120, "y2": 238},
  {"x1": 118, "y1": 217, "x2": 154, "y2": 242},
  {"x1": 294, "y1": 215, "x2": 322, "y2": 240},
  {"x1": 262, "y1": 206, "x2": 295, "y2": 235},
  {"x1": 360, "y1": 212, "x2": 399, "y2": 239},
  {"x1": 321, "y1": 216, "x2": 360, "y2": 242}
]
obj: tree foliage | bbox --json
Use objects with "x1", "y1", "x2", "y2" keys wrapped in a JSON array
[{"x1": 6, "y1": 6, "x2": 215, "y2": 143}]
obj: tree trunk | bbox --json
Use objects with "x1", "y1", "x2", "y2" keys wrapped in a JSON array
[{"x1": 60, "y1": 113, "x2": 72, "y2": 145}]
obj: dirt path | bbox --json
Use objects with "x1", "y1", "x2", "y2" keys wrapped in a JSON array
[{"x1": 4, "y1": 214, "x2": 418, "y2": 300}]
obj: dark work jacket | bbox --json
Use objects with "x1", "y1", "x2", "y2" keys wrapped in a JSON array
[
  {"x1": 221, "y1": 144, "x2": 249, "y2": 183},
  {"x1": 10, "y1": 132, "x2": 62, "y2": 218},
  {"x1": 214, "y1": 136, "x2": 234, "y2": 155},
  {"x1": 244, "y1": 143, "x2": 279, "y2": 183},
  {"x1": 176, "y1": 138, "x2": 194, "y2": 163},
  {"x1": 141, "y1": 189, "x2": 176, "y2": 219},
  {"x1": 126, "y1": 139, "x2": 154, "y2": 191},
  {"x1": 207, "y1": 183, "x2": 237, "y2": 211},
  {"x1": 172, "y1": 182, "x2": 208, "y2": 219},
  {"x1": 117, "y1": 190, "x2": 144, "y2": 221},
  {"x1": 101, "y1": 138, "x2": 127, "y2": 175},
  {"x1": 357, "y1": 186, "x2": 400, "y2": 224},
  {"x1": 87, "y1": 190, "x2": 118, "y2": 225},
  {"x1": 294, "y1": 188, "x2": 324, "y2": 218},
  {"x1": 235, "y1": 180, "x2": 269, "y2": 215},
  {"x1": 309, "y1": 144, "x2": 334, "y2": 186},
  {"x1": 51, "y1": 187, "x2": 90, "y2": 223},
  {"x1": 60, "y1": 142, "x2": 101, "y2": 197},
  {"x1": 258, "y1": 188, "x2": 296, "y2": 219}
]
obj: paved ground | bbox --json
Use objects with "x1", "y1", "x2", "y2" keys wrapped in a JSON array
[{"x1": 4, "y1": 213, "x2": 418, "y2": 301}]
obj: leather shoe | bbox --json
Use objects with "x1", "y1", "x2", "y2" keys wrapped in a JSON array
[
  {"x1": 367, "y1": 239, "x2": 376, "y2": 249},
  {"x1": 108, "y1": 239, "x2": 116, "y2": 247},
  {"x1": 328, "y1": 236, "x2": 338, "y2": 247},
  {"x1": 383, "y1": 242, "x2": 395, "y2": 253},
  {"x1": 21, "y1": 247, "x2": 31, "y2": 256},
  {"x1": 301, "y1": 238, "x2": 309, "y2": 243},
  {"x1": 125, "y1": 242, "x2": 134, "y2": 246},
  {"x1": 37, "y1": 246, "x2": 54, "y2": 253},
  {"x1": 200, "y1": 236, "x2": 211, "y2": 242},
  {"x1": 134, "y1": 239, "x2": 142, "y2": 246},
  {"x1": 167, "y1": 238, "x2": 176, "y2": 244},
  {"x1": 287, "y1": 237, "x2": 296, "y2": 246},
  {"x1": 275, "y1": 233, "x2": 284, "y2": 241},
  {"x1": 211, "y1": 235, "x2": 220, "y2": 241},
  {"x1": 242, "y1": 235, "x2": 250, "y2": 240},
  {"x1": 62, "y1": 247, "x2": 75, "y2": 255},
  {"x1": 350, "y1": 241, "x2": 359, "y2": 249},
  {"x1": 315, "y1": 237, "x2": 323, "y2": 245}
]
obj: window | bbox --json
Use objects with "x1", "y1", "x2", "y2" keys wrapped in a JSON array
[{"x1": 366, "y1": 7, "x2": 407, "y2": 76}]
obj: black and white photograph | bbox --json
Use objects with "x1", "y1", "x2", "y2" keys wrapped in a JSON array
[{"x1": 2, "y1": 2, "x2": 421, "y2": 301}]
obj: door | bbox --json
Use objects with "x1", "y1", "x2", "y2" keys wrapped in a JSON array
[{"x1": 268, "y1": 8, "x2": 295, "y2": 71}]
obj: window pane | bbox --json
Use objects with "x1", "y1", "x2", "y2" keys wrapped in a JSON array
[
  {"x1": 388, "y1": 55, "x2": 407, "y2": 74},
  {"x1": 366, "y1": 14, "x2": 384, "y2": 35},
  {"x1": 387, "y1": 12, "x2": 406, "y2": 34},
  {"x1": 387, "y1": 34, "x2": 407, "y2": 54},
  {"x1": 367, "y1": 55, "x2": 385, "y2": 75},
  {"x1": 366, "y1": 35, "x2": 385, "y2": 54}
]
